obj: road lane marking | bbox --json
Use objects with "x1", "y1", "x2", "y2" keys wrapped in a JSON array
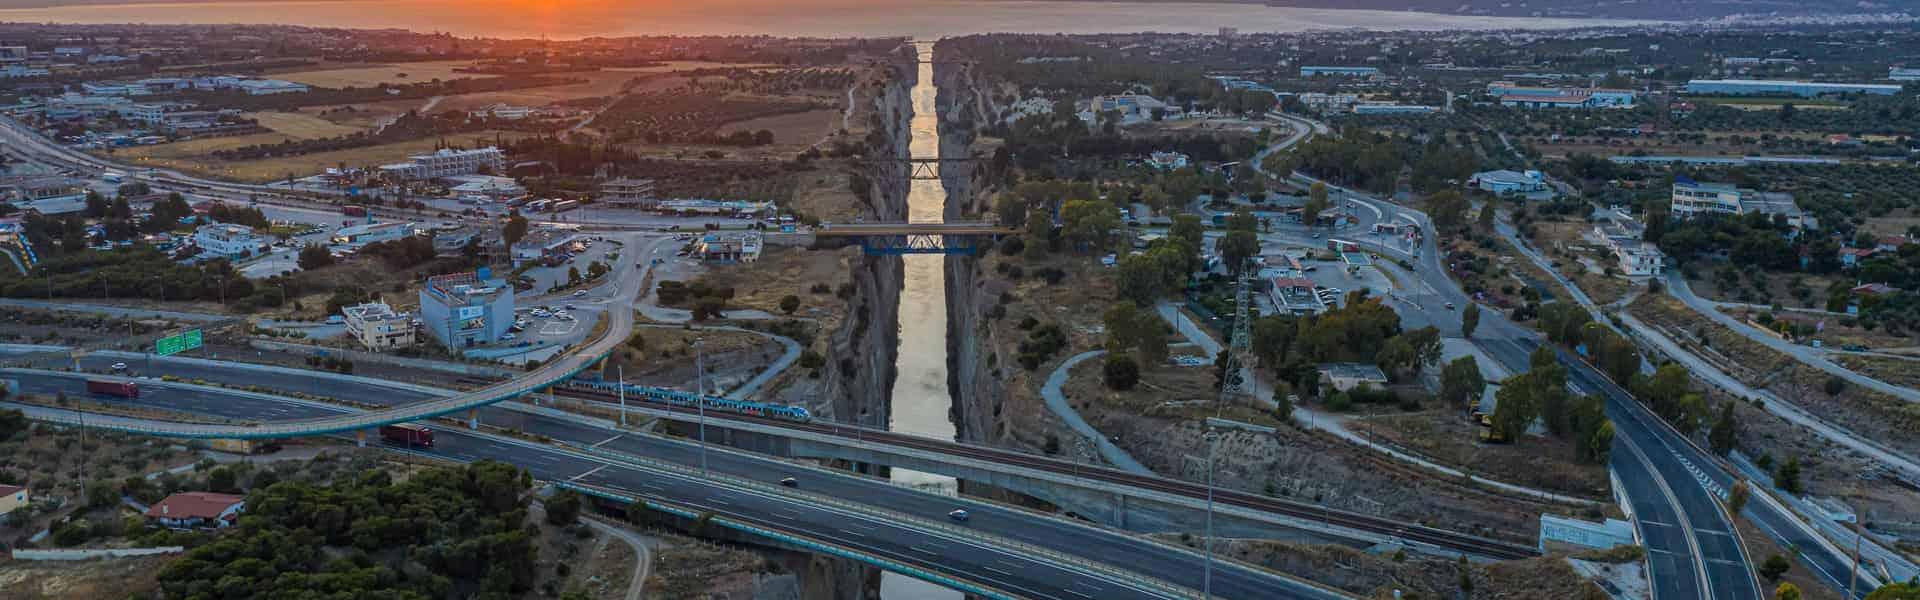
[
  {"x1": 983, "y1": 566, "x2": 1013, "y2": 576},
  {"x1": 569, "y1": 465, "x2": 607, "y2": 481},
  {"x1": 1640, "y1": 520, "x2": 1674, "y2": 528},
  {"x1": 591, "y1": 434, "x2": 622, "y2": 448}
]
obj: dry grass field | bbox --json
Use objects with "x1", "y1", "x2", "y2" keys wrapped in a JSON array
[
  {"x1": 101, "y1": 130, "x2": 533, "y2": 183},
  {"x1": 273, "y1": 60, "x2": 492, "y2": 88},
  {"x1": 244, "y1": 111, "x2": 366, "y2": 139}
]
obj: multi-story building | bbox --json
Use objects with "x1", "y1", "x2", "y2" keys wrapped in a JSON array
[
  {"x1": 418, "y1": 270, "x2": 515, "y2": 349},
  {"x1": 341, "y1": 302, "x2": 417, "y2": 351},
  {"x1": 510, "y1": 229, "x2": 586, "y2": 267},
  {"x1": 378, "y1": 147, "x2": 505, "y2": 181},
  {"x1": 1300, "y1": 66, "x2": 1380, "y2": 77},
  {"x1": 0, "y1": 47, "x2": 27, "y2": 63},
  {"x1": 599, "y1": 177, "x2": 657, "y2": 206},
  {"x1": 1295, "y1": 92, "x2": 1359, "y2": 113},
  {"x1": 80, "y1": 82, "x2": 149, "y2": 97},
  {"x1": 1669, "y1": 181, "x2": 1815, "y2": 231},
  {"x1": 191, "y1": 223, "x2": 262, "y2": 259},
  {"x1": 1594, "y1": 222, "x2": 1665, "y2": 277},
  {"x1": 1684, "y1": 79, "x2": 1901, "y2": 97}
]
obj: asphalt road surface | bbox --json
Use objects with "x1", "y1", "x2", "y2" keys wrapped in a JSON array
[{"x1": 7, "y1": 369, "x2": 1344, "y2": 600}]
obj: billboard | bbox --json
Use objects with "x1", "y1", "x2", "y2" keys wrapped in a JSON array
[
  {"x1": 155, "y1": 330, "x2": 203, "y2": 356},
  {"x1": 455, "y1": 305, "x2": 487, "y2": 331}
]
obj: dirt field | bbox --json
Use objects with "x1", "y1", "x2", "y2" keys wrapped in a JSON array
[
  {"x1": 1527, "y1": 220, "x2": 1635, "y2": 306},
  {"x1": 244, "y1": 110, "x2": 366, "y2": 139},
  {"x1": 1355, "y1": 411, "x2": 1613, "y2": 499},
  {"x1": 308, "y1": 99, "x2": 436, "y2": 129},
  {"x1": 720, "y1": 108, "x2": 841, "y2": 151},
  {"x1": 101, "y1": 130, "x2": 534, "y2": 183},
  {"x1": 693, "y1": 245, "x2": 858, "y2": 319},
  {"x1": 0, "y1": 555, "x2": 172, "y2": 600},
  {"x1": 272, "y1": 60, "x2": 492, "y2": 89}
]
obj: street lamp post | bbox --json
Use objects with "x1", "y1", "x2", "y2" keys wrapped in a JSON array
[
  {"x1": 617, "y1": 364, "x2": 627, "y2": 428},
  {"x1": 695, "y1": 338, "x2": 708, "y2": 476},
  {"x1": 1203, "y1": 427, "x2": 1220, "y2": 600}
]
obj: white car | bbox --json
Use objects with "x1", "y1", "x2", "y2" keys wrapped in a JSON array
[
  {"x1": 111, "y1": 362, "x2": 128, "y2": 371},
  {"x1": 555, "y1": 312, "x2": 574, "y2": 321},
  {"x1": 502, "y1": 333, "x2": 517, "y2": 341},
  {"x1": 531, "y1": 310, "x2": 551, "y2": 318},
  {"x1": 572, "y1": 289, "x2": 588, "y2": 297}
]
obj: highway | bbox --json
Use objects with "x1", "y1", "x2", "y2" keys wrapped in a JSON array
[
  {"x1": 7, "y1": 346, "x2": 1536, "y2": 561},
  {"x1": 1248, "y1": 116, "x2": 1764, "y2": 600},
  {"x1": 1, "y1": 370, "x2": 1348, "y2": 600}
]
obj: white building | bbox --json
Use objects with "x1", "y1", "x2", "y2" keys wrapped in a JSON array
[
  {"x1": 1593, "y1": 222, "x2": 1664, "y2": 277},
  {"x1": 191, "y1": 223, "x2": 262, "y2": 259},
  {"x1": 233, "y1": 79, "x2": 309, "y2": 95},
  {"x1": 1147, "y1": 151, "x2": 1189, "y2": 170},
  {"x1": 1351, "y1": 103, "x2": 1438, "y2": 115},
  {"x1": 80, "y1": 82, "x2": 149, "y2": 97},
  {"x1": 1469, "y1": 169, "x2": 1554, "y2": 200},
  {"x1": 0, "y1": 47, "x2": 26, "y2": 63},
  {"x1": 446, "y1": 175, "x2": 525, "y2": 202},
  {"x1": 0, "y1": 65, "x2": 49, "y2": 79},
  {"x1": 331, "y1": 221, "x2": 419, "y2": 247},
  {"x1": 379, "y1": 147, "x2": 505, "y2": 181},
  {"x1": 341, "y1": 302, "x2": 417, "y2": 351},
  {"x1": 1670, "y1": 181, "x2": 1814, "y2": 231},
  {"x1": 1296, "y1": 92, "x2": 1359, "y2": 113},
  {"x1": 468, "y1": 104, "x2": 533, "y2": 120},
  {"x1": 695, "y1": 232, "x2": 763, "y2": 262}
]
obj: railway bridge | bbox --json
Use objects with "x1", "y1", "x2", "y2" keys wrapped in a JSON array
[{"x1": 813, "y1": 221, "x2": 1015, "y2": 256}]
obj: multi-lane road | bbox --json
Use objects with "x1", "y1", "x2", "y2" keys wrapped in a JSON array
[{"x1": 1, "y1": 368, "x2": 1347, "y2": 600}]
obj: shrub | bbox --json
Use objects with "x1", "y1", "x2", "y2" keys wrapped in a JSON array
[{"x1": 1102, "y1": 354, "x2": 1140, "y2": 390}]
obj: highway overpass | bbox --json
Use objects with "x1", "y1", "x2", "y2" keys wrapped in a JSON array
[{"x1": 0, "y1": 374, "x2": 1351, "y2": 600}]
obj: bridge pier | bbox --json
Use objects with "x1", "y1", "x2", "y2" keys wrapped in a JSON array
[
  {"x1": 356, "y1": 430, "x2": 367, "y2": 448},
  {"x1": 468, "y1": 408, "x2": 480, "y2": 429}
]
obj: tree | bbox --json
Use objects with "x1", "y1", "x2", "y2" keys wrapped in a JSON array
[
  {"x1": 1273, "y1": 387, "x2": 1294, "y2": 423},
  {"x1": 1867, "y1": 581, "x2": 1920, "y2": 600},
  {"x1": 1461, "y1": 303, "x2": 1480, "y2": 338},
  {"x1": 1103, "y1": 353, "x2": 1140, "y2": 390},
  {"x1": 503, "y1": 211, "x2": 530, "y2": 246},
  {"x1": 1775, "y1": 456, "x2": 1803, "y2": 494},
  {"x1": 1170, "y1": 215, "x2": 1205, "y2": 250},
  {"x1": 1023, "y1": 206, "x2": 1052, "y2": 259},
  {"x1": 1218, "y1": 230, "x2": 1260, "y2": 275},
  {"x1": 1709, "y1": 402, "x2": 1739, "y2": 456},
  {"x1": 545, "y1": 490, "x2": 582, "y2": 526},
  {"x1": 1302, "y1": 182, "x2": 1329, "y2": 226},
  {"x1": 567, "y1": 266, "x2": 582, "y2": 285},
  {"x1": 207, "y1": 466, "x2": 238, "y2": 493},
  {"x1": 1775, "y1": 583, "x2": 1802, "y2": 600},
  {"x1": 1104, "y1": 302, "x2": 1168, "y2": 365},
  {"x1": 1427, "y1": 190, "x2": 1471, "y2": 233},
  {"x1": 778, "y1": 295, "x2": 801, "y2": 315},
  {"x1": 1729, "y1": 480, "x2": 1751, "y2": 514},
  {"x1": 297, "y1": 243, "x2": 335, "y2": 271},
  {"x1": 994, "y1": 192, "x2": 1028, "y2": 228},
  {"x1": 83, "y1": 190, "x2": 108, "y2": 218},
  {"x1": 1116, "y1": 253, "x2": 1170, "y2": 305},
  {"x1": 1440, "y1": 356, "x2": 1486, "y2": 410},
  {"x1": 1375, "y1": 336, "x2": 1416, "y2": 379},
  {"x1": 1490, "y1": 379, "x2": 1541, "y2": 442},
  {"x1": 1059, "y1": 199, "x2": 1118, "y2": 252},
  {"x1": 1759, "y1": 554, "x2": 1792, "y2": 582}
]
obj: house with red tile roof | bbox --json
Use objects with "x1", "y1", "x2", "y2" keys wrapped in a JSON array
[{"x1": 145, "y1": 491, "x2": 245, "y2": 529}]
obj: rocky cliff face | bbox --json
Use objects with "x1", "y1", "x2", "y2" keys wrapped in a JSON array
[
  {"x1": 817, "y1": 58, "x2": 911, "y2": 432},
  {"x1": 933, "y1": 47, "x2": 1008, "y2": 448}
]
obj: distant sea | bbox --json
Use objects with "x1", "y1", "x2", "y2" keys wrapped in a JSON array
[{"x1": 0, "y1": 0, "x2": 1638, "y2": 39}]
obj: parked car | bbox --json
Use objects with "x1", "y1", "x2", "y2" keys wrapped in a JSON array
[
  {"x1": 111, "y1": 362, "x2": 128, "y2": 372},
  {"x1": 502, "y1": 333, "x2": 517, "y2": 341}
]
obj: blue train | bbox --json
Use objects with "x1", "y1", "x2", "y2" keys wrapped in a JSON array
[{"x1": 563, "y1": 378, "x2": 813, "y2": 422}]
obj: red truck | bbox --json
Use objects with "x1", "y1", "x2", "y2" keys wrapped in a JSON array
[
  {"x1": 85, "y1": 379, "x2": 140, "y2": 398},
  {"x1": 1326, "y1": 239, "x2": 1360, "y2": 252},
  {"x1": 341, "y1": 205, "x2": 368, "y2": 217},
  {"x1": 378, "y1": 423, "x2": 434, "y2": 448}
]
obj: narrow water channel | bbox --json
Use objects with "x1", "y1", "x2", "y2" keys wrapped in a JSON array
[{"x1": 879, "y1": 40, "x2": 966, "y2": 600}]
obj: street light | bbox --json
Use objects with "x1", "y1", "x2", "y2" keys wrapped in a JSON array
[
  {"x1": 695, "y1": 338, "x2": 708, "y2": 476},
  {"x1": 1203, "y1": 427, "x2": 1220, "y2": 600}
]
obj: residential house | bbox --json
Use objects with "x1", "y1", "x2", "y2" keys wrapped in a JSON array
[
  {"x1": 0, "y1": 484, "x2": 26, "y2": 521},
  {"x1": 1839, "y1": 247, "x2": 1878, "y2": 269},
  {"x1": 1267, "y1": 276, "x2": 1324, "y2": 315},
  {"x1": 145, "y1": 492, "x2": 245, "y2": 529},
  {"x1": 1318, "y1": 363, "x2": 1389, "y2": 392},
  {"x1": 191, "y1": 223, "x2": 262, "y2": 259},
  {"x1": 1593, "y1": 221, "x2": 1665, "y2": 277},
  {"x1": 341, "y1": 302, "x2": 417, "y2": 351},
  {"x1": 1874, "y1": 236, "x2": 1910, "y2": 253}
]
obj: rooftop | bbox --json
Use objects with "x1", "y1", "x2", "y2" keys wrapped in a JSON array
[
  {"x1": 145, "y1": 491, "x2": 243, "y2": 520},
  {"x1": 1318, "y1": 362, "x2": 1388, "y2": 381},
  {"x1": 342, "y1": 302, "x2": 404, "y2": 321}
]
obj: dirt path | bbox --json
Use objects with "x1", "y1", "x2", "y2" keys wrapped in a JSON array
[{"x1": 585, "y1": 517, "x2": 656, "y2": 600}]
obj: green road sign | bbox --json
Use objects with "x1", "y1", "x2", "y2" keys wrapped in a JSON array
[{"x1": 155, "y1": 329, "x2": 203, "y2": 356}]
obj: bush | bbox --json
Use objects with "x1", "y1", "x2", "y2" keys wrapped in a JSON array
[
  {"x1": 1759, "y1": 554, "x2": 1792, "y2": 581},
  {"x1": 1823, "y1": 375, "x2": 1847, "y2": 396},
  {"x1": 1102, "y1": 354, "x2": 1140, "y2": 390}
]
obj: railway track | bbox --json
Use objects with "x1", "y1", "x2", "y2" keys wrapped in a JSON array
[{"x1": 538, "y1": 385, "x2": 1539, "y2": 561}]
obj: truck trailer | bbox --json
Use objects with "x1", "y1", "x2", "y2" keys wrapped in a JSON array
[
  {"x1": 85, "y1": 379, "x2": 140, "y2": 398},
  {"x1": 378, "y1": 423, "x2": 434, "y2": 447}
]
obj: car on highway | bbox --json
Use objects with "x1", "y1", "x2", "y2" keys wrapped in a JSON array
[
  {"x1": 1445, "y1": 302, "x2": 1456, "y2": 310},
  {"x1": 111, "y1": 362, "x2": 128, "y2": 371},
  {"x1": 781, "y1": 477, "x2": 798, "y2": 487},
  {"x1": 947, "y1": 509, "x2": 970, "y2": 522},
  {"x1": 572, "y1": 289, "x2": 588, "y2": 297},
  {"x1": 565, "y1": 304, "x2": 577, "y2": 310}
]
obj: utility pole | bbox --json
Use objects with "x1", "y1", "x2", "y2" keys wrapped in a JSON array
[
  {"x1": 1848, "y1": 500, "x2": 1863, "y2": 598},
  {"x1": 1203, "y1": 427, "x2": 1219, "y2": 600},
  {"x1": 617, "y1": 364, "x2": 627, "y2": 428},
  {"x1": 695, "y1": 338, "x2": 708, "y2": 476}
]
